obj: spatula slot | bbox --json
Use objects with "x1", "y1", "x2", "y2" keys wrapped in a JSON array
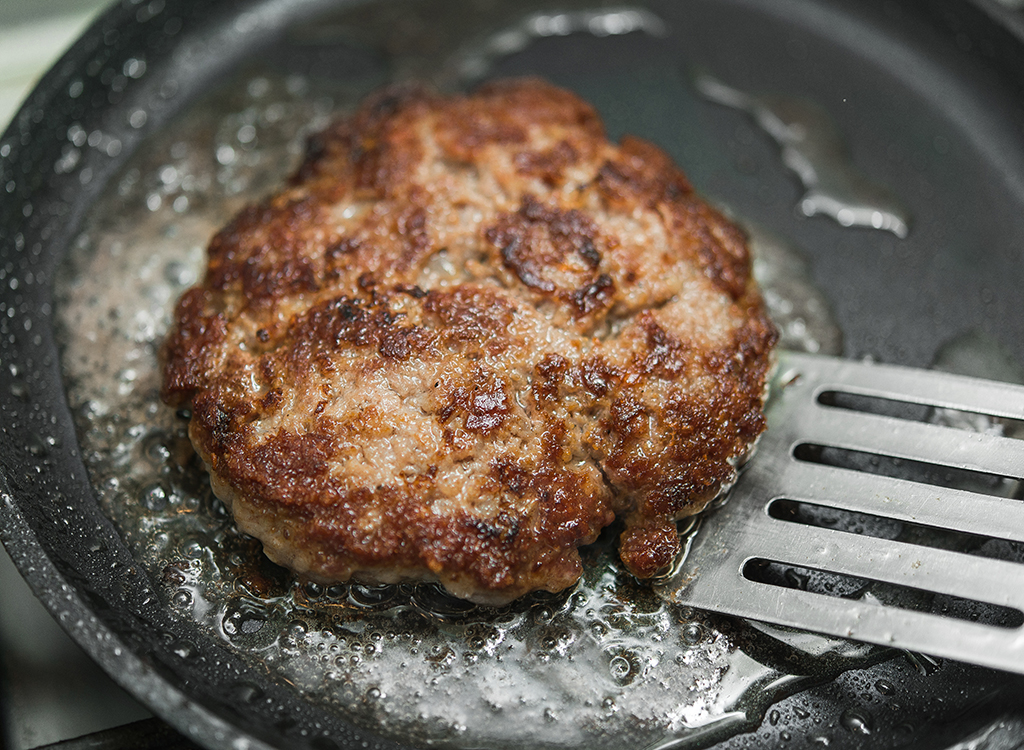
[
  {"x1": 791, "y1": 443, "x2": 1022, "y2": 498},
  {"x1": 767, "y1": 498, "x2": 1024, "y2": 565},
  {"x1": 817, "y1": 390, "x2": 931, "y2": 422},
  {"x1": 815, "y1": 390, "x2": 1024, "y2": 437},
  {"x1": 767, "y1": 498, "x2": 903, "y2": 540},
  {"x1": 740, "y1": 558, "x2": 1024, "y2": 629}
]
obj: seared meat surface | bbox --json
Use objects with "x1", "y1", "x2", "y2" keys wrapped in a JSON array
[{"x1": 162, "y1": 79, "x2": 777, "y2": 604}]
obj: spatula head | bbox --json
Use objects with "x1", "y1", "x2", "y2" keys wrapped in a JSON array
[{"x1": 657, "y1": 351, "x2": 1024, "y2": 674}]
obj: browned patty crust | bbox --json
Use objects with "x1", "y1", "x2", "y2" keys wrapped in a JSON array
[{"x1": 162, "y1": 78, "x2": 777, "y2": 604}]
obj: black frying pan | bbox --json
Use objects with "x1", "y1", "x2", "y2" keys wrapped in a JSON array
[{"x1": 3, "y1": 1, "x2": 1024, "y2": 748}]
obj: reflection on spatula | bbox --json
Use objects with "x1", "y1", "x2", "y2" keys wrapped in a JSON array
[{"x1": 656, "y1": 350, "x2": 1024, "y2": 674}]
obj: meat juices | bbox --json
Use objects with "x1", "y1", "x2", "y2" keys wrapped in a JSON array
[{"x1": 161, "y1": 78, "x2": 777, "y2": 604}]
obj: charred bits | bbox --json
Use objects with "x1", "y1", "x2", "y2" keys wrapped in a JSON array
[
  {"x1": 571, "y1": 273, "x2": 615, "y2": 317},
  {"x1": 486, "y1": 195, "x2": 604, "y2": 294},
  {"x1": 291, "y1": 294, "x2": 428, "y2": 364},
  {"x1": 513, "y1": 139, "x2": 581, "y2": 186},
  {"x1": 439, "y1": 373, "x2": 511, "y2": 435}
]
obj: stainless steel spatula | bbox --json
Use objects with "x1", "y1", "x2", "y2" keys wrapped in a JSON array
[{"x1": 656, "y1": 350, "x2": 1024, "y2": 674}]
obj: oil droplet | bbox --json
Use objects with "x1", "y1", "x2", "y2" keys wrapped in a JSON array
[
  {"x1": 26, "y1": 434, "x2": 48, "y2": 457},
  {"x1": 840, "y1": 708, "x2": 873, "y2": 735},
  {"x1": 904, "y1": 650, "x2": 942, "y2": 676},
  {"x1": 9, "y1": 380, "x2": 29, "y2": 401},
  {"x1": 874, "y1": 679, "x2": 895, "y2": 696},
  {"x1": 171, "y1": 639, "x2": 197, "y2": 659},
  {"x1": 233, "y1": 681, "x2": 263, "y2": 704},
  {"x1": 768, "y1": 709, "x2": 781, "y2": 726}
]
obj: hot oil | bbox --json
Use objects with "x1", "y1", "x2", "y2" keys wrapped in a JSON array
[
  {"x1": 693, "y1": 73, "x2": 911, "y2": 239},
  {"x1": 52, "y1": 7, "x2": 911, "y2": 750}
]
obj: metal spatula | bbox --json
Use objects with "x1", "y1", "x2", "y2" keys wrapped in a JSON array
[{"x1": 656, "y1": 350, "x2": 1024, "y2": 674}]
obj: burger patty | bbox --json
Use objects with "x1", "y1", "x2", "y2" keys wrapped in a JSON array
[{"x1": 161, "y1": 78, "x2": 777, "y2": 604}]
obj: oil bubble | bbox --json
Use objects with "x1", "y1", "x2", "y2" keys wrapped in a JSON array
[
  {"x1": 223, "y1": 603, "x2": 267, "y2": 638},
  {"x1": 350, "y1": 583, "x2": 396, "y2": 607},
  {"x1": 303, "y1": 582, "x2": 324, "y2": 599},
  {"x1": 606, "y1": 647, "x2": 643, "y2": 686},
  {"x1": 410, "y1": 585, "x2": 475, "y2": 616},
  {"x1": 141, "y1": 431, "x2": 172, "y2": 463},
  {"x1": 141, "y1": 484, "x2": 168, "y2": 511},
  {"x1": 681, "y1": 623, "x2": 704, "y2": 645},
  {"x1": 606, "y1": 651, "x2": 630, "y2": 684},
  {"x1": 425, "y1": 644, "x2": 454, "y2": 666}
]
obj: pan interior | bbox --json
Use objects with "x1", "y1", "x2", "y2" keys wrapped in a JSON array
[{"x1": 43, "y1": 0, "x2": 1024, "y2": 748}]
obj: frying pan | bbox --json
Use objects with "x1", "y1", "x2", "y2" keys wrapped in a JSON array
[{"x1": 3, "y1": 0, "x2": 1024, "y2": 748}]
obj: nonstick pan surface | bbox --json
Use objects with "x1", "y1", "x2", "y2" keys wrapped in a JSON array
[{"x1": 3, "y1": 1, "x2": 1024, "y2": 749}]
